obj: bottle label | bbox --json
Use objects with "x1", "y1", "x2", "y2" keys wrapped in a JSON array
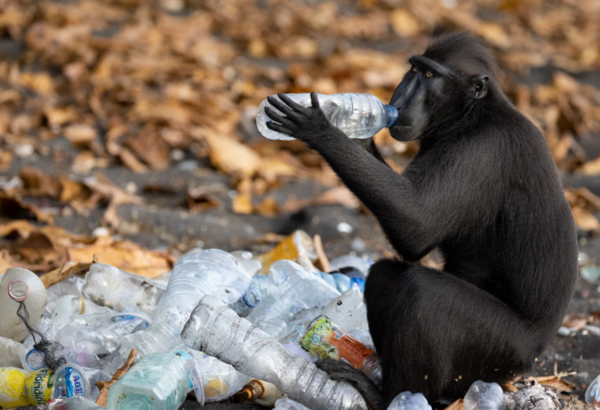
[
  {"x1": 24, "y1": 368, "x2": 54, "y2": 405},
  {"x1": 301, "y1": 316, "x2": 374, "y2": 369}
]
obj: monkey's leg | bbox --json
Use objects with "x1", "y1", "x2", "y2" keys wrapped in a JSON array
[{"x1": 364, "y1": 259, "x2": 538, "y2": 404}]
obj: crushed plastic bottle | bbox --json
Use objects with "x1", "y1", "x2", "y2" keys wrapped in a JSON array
[
  {"x1": 231, "y1": 251, "x2": 262, "y2": 276},
  {"x1": 82, "y1": 264, "x2": 166, "y2": 318},
  {"x1": 387, "y1": 391, "x2": 432, "y2": 410},
  {"x1": 107, "y1": 351, "x2": 192, "y2": 410},
  {"x1": 257, "y1": 93, "x2": 398, "y2": 140},
  {"x1": 255, "y1": 231, "x2": 317, "y2": 274},
  {"x1": 181, "y1": 295, "x2": 368, "y2": 410},
  {"x1": 274, "y1": 398, "x2": 311, "y2": 410},
  {"x1": 329, "y1": 255, "x2": 372, "y2": 278},
  {"x1": 245, "y1": 260, "x2": 340, "y2": 339},
  {"x1": 586, "y1": 374, "x2": 600, "y2": 404},
  {"x1": 0, "y1": 267, "x2": 48, "y2": 342},
  {"x1": 464, "y1": 381, "x2": 506, "y2": 410}
]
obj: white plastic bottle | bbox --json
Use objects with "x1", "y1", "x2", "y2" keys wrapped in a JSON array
[
  {"x1": 464, "y1": 381, "x2": 506, "y2": 410},
  {"x1": 257, "y1": 93, "x2": 398, "y2": 140},
  {"x1": 182, "y1": 295, "x2": 368, "y2": 410},
  {"x1": 0, "y1": 267, "x2": 48, "y2": 342},
  {"x1": 387, "y1": 391, "x2": 432, "y2": 410}
]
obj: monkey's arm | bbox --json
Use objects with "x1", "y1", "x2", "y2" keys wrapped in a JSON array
[
  {"x1": 355, "y1": 138, "x2": 389, "y2": 167},
  {"x1": 265, "y1": 92, "x2": 501, "y2": 260}
]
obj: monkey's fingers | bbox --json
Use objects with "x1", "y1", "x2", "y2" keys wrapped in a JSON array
[
  {"x1": 266, "y1": 120, "x2": 294, "y2": 136},
  {"x1": 278, "y1": 93, "x2": 308, "y2": 114},
  {"x1": 267, "y1": 96, "x2": 302, "y2": 123},
  {"x1": 310, "y1": 91, "x2": 320, "y2": 109},
  {"x1": 264, "y1": 107, "x2": 295, "y2": 128}
]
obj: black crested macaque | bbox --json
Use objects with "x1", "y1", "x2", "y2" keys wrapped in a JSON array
[{"x1": 264, "y1": 33, "x2": 578, "y2": 408}]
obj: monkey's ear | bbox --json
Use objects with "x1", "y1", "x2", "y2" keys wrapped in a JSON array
[{"x1": 470, "y1": 75, "x2": 489, "y2": 99}]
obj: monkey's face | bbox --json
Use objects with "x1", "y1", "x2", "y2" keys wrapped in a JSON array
[
  {"x1": 388, "y1": 60, "x2": 452, "y2": 142},
  {"x1": 387, "y1": 55, "x2": 489, "y2": 142}
]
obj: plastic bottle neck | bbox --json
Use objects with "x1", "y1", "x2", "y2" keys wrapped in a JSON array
[{"x1": 384, "y1": 104, "x2": 398, "y2": 128}]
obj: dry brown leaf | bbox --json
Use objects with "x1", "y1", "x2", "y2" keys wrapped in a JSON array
[
  {"x1": 126, "y1": 128, "x2": 171, "y2": 170},
  {"x1": 526, "y1": 375, "x2": 575, "y2": 392},
  {"x1": 571, "y1": 206, "x2": 600, "y2": 232},
  {"x1": 283, "y1": 186, "x2": 359, "y2": 213},
  {"x1": 96, "y1": 348, "x2": 137, "y2": 406},
  {"x1": 202, "y1": 129, "x2": 261, "y2": 177},
  {"x1": 67, "y1": 240, "x2": 171, "y2": 278},
  {"x1": 19, "y1": 167, "x2": 62, "y2": 198},
  {"x1": 0, "y1": 195, "x2": 54, "y2": 224},
  {"x1": 562, "y1": 313, "x2": 596, "y2": 330},
  {"x1": 254, "y1": 196, "x2": 279, "y2": 216},
  {"x1": 83, "y1": 174, "x2": 143, "y2": 206},
  {"x1": 40, "y1": 260, "x2": 92, "y2": 288},
  {"x1": 390, "y1": 9, "x2": 420, "y2": 37},
  {"x1": 64, "y1": 124, "x2": 98, "y2": 146}
]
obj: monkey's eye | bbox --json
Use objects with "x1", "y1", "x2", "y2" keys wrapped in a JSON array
[
  {"x1": 412, "y1": 66, "x2": 418, "y2": 72},
  {"x1": 425, "y1": 71, "x2": 433, "y2": 78}
]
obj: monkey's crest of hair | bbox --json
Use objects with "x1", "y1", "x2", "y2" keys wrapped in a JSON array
[{"x1": 423, "y1": 32, "x2": 499, "y2": 79}]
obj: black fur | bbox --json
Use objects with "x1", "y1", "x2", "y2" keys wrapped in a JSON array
[{"x1": 266, "y1": 32, "x2": 578, "y2": 408}]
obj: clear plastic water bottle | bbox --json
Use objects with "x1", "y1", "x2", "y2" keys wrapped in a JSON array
[
  {"x1": 387, "y1": 391, "x2": 432, "y2": 410},
  {"x1": 107, "y1": 352, "x2": 191, "y2": 410},
  {"x1": 82, "y1": 264, "x2": 166, "y2": 318},
  {"x1": 586, "y1": 374, "x2": 600, "y2": 404},
  {"x1": 257, "y1": 93, "x2": 398, "y2": 141},
  {"x1": 245, "y1": 260, "x2": 340, "y2": 339},
  {"x1": 45, "y1": 276, "x2": 86, "y2": 316},
  {"x1": 181, "y1": 295, "x2": 368, "y2": 410},
  {"x1": 464, "y1": 381, "x2": 506, "y2": 410},
  {"x1": 230, "y1": 286, "x2": 262, "y2": 317},
  {"x1": 50, "y1": 296, "x2": 113, "y2": 329}
]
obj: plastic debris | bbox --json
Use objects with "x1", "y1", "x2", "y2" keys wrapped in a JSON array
[
  {"x1": 181, "y1": 295, "x2": 368, "y2": 410},
  {"x1": 387, "y1": 391, "x2": 432, "y2": 410},
  {"x1": 82, "y1": 264, "x2": 166, "y2": 317},
  {"x1": 464, "y1": 380, "x2": 506, "y2": 410},
  {"x1": 0, "y1": 241, "x2": 399, "y2": 410},
  {"x1": 257, "y1": 93, "x2": 398, "y2": 140},
  {"x1": 586, "y1": 374, "x2": 600, "y2": 404},
  {"x1": 107, "y1": 351, "x2": 192, "y2": 410},
  {"x1": 0, "y1": 267, "x2": 48, "y2": 342}
]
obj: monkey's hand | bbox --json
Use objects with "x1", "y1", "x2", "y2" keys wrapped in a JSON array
[
  {"x1": 265, "y1": 91, "x2": 342, "y2": 148},
  {"x1": 316, "y1": 359, "x2": 385, "y2": 410}
]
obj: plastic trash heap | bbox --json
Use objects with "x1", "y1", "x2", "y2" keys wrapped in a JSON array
[{"x1": 181, "y1": 295, "x2": 368, "y2": 410}]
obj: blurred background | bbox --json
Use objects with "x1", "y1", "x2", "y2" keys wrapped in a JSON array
[{"x1": 0, "y1": 0, "x2": 600, "y2": 275}]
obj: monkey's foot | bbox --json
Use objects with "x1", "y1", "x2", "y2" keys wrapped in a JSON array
[{"x1": 316, "y1": 359, "x2": 385, "y2": 410}]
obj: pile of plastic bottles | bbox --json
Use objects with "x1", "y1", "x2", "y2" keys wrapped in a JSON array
[{"x1": 1, "y1": 230, "x2": 598, "y2": 410}]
